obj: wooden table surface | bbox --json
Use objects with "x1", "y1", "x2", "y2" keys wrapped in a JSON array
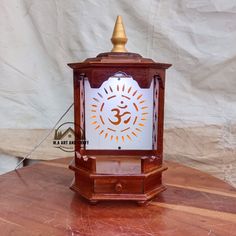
[{"x1": 0, "y1": 157, "x2": 235, "y2": 236}]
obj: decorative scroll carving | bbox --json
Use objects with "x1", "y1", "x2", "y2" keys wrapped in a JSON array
[
  {"x1": 141, "y1": 156, "x2": 162, "y2": 173},
  {"x1": 75, "y1": 152, "x2": 96, "y2": 172}
]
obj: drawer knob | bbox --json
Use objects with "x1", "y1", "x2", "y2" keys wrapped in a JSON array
[{"x1": 115, "y1": 183, "x2": 122, "y2": 193}]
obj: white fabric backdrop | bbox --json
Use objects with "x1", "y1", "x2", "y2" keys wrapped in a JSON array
[{"x1": 0, "y1": 0, "x2": 236, "y2": 186}]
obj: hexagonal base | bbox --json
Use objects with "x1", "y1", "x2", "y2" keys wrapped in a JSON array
[{"x1": 69, "y1": 163, "x2": 167, "y2": 205}]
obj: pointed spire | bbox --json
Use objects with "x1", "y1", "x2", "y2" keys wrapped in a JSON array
[{"x1": 111, "y1": 16, "x2": 128, "y2": 52}]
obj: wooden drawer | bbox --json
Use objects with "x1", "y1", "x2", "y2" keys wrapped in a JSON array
[{"x1": 94, "y1": 178, "x2": 143, "y2": 194}]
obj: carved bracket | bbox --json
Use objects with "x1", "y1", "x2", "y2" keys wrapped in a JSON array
[
  {"x1": 75, "y1": 152, "x2": 96, "y2": 172},
  {"x1": 141, "y1": 156, "x2": 161, "y2": 173}
]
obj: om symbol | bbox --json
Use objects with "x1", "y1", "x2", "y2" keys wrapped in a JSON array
[{"x1": 108, "y1": 101, "x2": 131, "y2": 125}]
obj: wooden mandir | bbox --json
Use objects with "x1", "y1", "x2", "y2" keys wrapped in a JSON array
[{"x1": 68, "y1": 16, "x2": 171, "y2": 205}]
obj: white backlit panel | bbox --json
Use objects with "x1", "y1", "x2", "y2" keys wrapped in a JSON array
[{"x1": 84, "y1": 72, "x2": 153, "y2": 150}]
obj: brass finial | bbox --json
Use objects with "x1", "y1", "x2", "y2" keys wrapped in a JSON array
[{"x1": 111, "y1": 16, "x2": 128, "y2": 52}]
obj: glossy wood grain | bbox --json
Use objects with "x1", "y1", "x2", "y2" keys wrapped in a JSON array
[
  {"x1": 69, "y1": 52, "x2": 171, "y2": 203},
  {"x1": 0, "y1": 158, "x2": 235, "y2": 236}
]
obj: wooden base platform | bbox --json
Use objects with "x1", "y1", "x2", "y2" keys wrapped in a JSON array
[{"x1": 69, "y1": 156, "x2": 167, "y2": 204}]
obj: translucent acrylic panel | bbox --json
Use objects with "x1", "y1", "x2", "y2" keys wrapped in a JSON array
[{"x1": 84, "y1": 72, "x2": 153, "y2": 150}]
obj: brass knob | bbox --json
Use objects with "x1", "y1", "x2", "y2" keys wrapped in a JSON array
[{"x1": 115, "y1": 183, "x2": 122, "y2": 193}]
